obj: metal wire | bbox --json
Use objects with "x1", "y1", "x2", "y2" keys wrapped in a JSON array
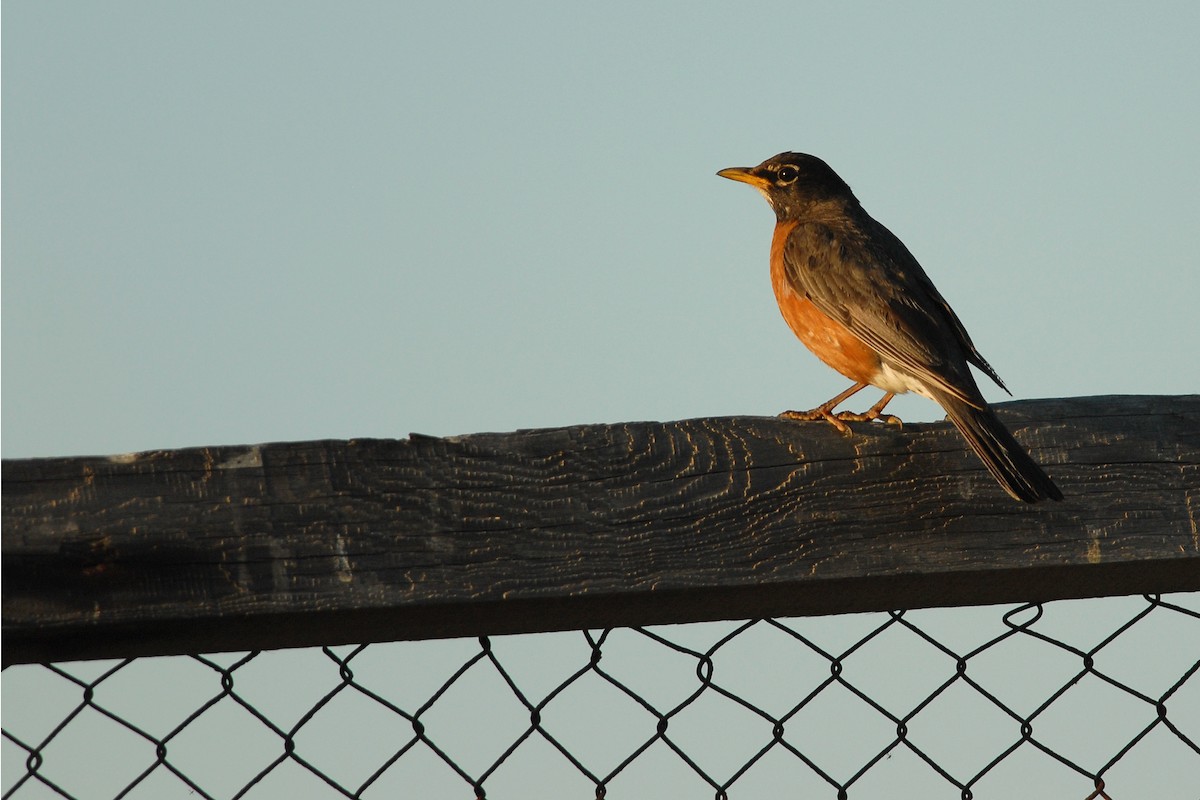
[{"x1": 3, "y1": 593, "x2": 1197, "y2": 799}]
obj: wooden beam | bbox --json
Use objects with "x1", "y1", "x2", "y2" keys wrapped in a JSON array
[{"x1": 3, "y1": 395, "x2": 1197, "y2": 666}]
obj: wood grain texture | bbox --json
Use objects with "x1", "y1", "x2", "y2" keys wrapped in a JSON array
[{"x1": 4, "y1": 395, "x2": 1198, "y2": 666}]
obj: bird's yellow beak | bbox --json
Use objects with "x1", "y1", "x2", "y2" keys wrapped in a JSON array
[{"x1": 717, "y1": 167, "x2": 770, "y2": 190}]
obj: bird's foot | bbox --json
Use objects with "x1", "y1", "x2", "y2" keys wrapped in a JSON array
[
  {"x1": 779, "y1": 390, "x2": 902, "y2": 435},
  {"x1": 779, "y1": 407, "x2": 853, "y2": 436},
  {"x1": 832, "y1": 409, "x2": 904, "y2": 429},
  {"x1": 779, "y1": 387, "x2": 900, "y2": 436}
]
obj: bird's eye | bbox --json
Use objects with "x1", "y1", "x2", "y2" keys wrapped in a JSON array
[{"x1": 776, "y1": 166, "x2": 799, "y2": 185}]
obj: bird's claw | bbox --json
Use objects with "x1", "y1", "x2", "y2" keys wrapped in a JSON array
[
  {"x1": 779, "y1": 407, "x2": 904, "y2": 435},
  {"x1": 779, "y1": 408, "x2": 853, "y2": 436},
  {"x1": 833, "y1": 410, "x2": 904, "y2": 430}
]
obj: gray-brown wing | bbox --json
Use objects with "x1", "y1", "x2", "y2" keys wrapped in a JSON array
[
  {"x1": 871, "y1": 217, "x2": 1009, "y2": 393},
  {"x1": 782, "y1": 218, "x2": 989, "y2": 407}
]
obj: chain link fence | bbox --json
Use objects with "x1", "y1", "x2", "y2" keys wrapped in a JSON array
[{"x1": 3, "y1": 593, "x2": 1198, "y2": 799}]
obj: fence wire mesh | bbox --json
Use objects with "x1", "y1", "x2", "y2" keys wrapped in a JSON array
[{"x1": 3, "y1": 593, "x2": 1198, "y2": 800}]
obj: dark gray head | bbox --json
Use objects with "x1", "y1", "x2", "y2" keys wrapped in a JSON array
[{"x1": 718, "y1": 152, "x2": 858, "y2": 220}]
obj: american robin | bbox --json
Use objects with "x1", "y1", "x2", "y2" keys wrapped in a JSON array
[{"x1": 718, "y1": 152, "x2": 1062, "y2": 503}]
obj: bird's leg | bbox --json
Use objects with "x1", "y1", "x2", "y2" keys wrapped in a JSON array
[
  {"x1": 779, "y1": 382, "x2": 869, "y2": 435},
  {"x1": 833, "y1": 392, "x2": 903, "y2": 428}
]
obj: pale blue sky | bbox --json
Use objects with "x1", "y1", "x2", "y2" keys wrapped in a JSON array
[
  {"x1": 4, "y1": 2, "x2": 1197, "y2": 459},
  {"x1": 3, "y1": 4, "x2": 1199, "y2": 798}
]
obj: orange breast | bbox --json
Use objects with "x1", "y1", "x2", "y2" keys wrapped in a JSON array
[{"x1": 770, "y1": 221, "x2": 881, "y2": 384}]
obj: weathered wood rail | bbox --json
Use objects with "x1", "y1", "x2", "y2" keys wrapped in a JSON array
[{"x1": 3, "y1": 395, "x2": 1197, "y2": 667}]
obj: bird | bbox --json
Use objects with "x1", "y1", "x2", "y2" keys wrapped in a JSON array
[{"x1": 718, "y1": 152, "x2": 1062, "y2": 503}]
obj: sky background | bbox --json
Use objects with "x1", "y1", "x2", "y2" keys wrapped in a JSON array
[
  {"x1": 3, "y1": 2, "x2": 1198, "y2": 798},
  {"x1": 4, "y1": 2, "x2": 1197, "y2": 459}
]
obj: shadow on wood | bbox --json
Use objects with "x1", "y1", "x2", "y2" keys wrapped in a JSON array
[{"x1": 3, "y1": 395, "x2": 1198, "y2": 666}]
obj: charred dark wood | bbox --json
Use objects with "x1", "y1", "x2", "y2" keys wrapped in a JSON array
[{"x1": 3, "y1": 395, "x2": 1197, "y2": 666}]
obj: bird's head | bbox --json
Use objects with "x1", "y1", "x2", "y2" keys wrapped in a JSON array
[{"x1": 718, "y1": 152, "x2": 857, "y2": 221}]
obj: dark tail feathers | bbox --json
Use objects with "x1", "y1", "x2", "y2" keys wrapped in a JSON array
[{"x1": 935, "y1": 392, "x2": 1063, "y2": 503}]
